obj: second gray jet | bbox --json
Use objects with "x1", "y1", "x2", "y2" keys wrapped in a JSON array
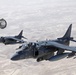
[{"x1": 0, "y1": 30, "x2": 27, "y2": 45}]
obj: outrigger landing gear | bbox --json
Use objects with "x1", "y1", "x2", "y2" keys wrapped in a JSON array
[{"x1": 67, "y1": 51, "x2": 76, "y2": 58}]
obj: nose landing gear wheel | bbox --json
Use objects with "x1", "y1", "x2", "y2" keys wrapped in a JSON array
[{"x1": 37, "y1": 57, "x2": 43, "y2": 62}]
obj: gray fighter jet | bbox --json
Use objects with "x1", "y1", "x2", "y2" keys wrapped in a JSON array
[
  {"x1": 0, "y1": 30, "x2": 27, "y2": 45},
  {"x1": 11, "y1": 24, "x2": 76, "y2": 62}
]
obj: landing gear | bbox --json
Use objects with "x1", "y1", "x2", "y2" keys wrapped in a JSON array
[
  {"x1": 37, "y1": 52, "x2": 54, "y2": 62},
  {"x1": 37, "y1": 57, "x2": 43, "y2": 62},
  {"x1": 67, "y1": 51, "x2": 75, "y2": 58},
  {"x1": 57, "y1": 49, "x2": 64, "y2": 55}
]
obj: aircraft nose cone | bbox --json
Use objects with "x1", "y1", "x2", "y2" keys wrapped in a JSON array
[
  {"x1": 11, "y1": 56, "x2": 19, "y2": 61},
  {"x1": 11, "y1": 53, "x2": 20, "y2": 61}
]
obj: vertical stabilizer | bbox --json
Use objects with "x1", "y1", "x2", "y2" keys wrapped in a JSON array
[
  {"x1": 17, "y1": 30, "x2": 23, "y2": 39},
  {"x1": 18, "y1": 30, "x2": 23, "y2": 36},
  {"x1": 63, "y1": 24, "x2": 72, "y2": 38}
]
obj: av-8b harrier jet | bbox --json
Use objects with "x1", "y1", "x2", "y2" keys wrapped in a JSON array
[
  {"x1": 11, "y1": 24, "x2": 76, "y2": 62},
  {"x1": 0, "y1": 30, "x2": 27, "y2": 45}
]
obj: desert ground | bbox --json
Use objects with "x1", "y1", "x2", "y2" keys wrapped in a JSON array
[{"x1": 0, "y1": 0, "x2": 76, "y2": 75}]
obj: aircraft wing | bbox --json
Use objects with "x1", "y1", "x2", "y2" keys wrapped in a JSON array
[{"x1": 40, "y1": 41, "x2": 76, "y2": 52}]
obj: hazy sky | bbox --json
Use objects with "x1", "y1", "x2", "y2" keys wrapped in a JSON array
[{"x1": 0, "y1": 0, "x2": 43, "y2": 6}]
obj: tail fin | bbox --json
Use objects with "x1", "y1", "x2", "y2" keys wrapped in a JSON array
[
  {"x1": 17, "y1": 30, "x2": 23, "y2": 39},
  {"x1": 58, "y1": 24, "x2": 72, "y2": 46},
  {"x1": 63, "y1": 24, "x2": 72, "y2": 38},
  {"x1": 18, "y1": 30, "x2": 23, "y2": 37}
]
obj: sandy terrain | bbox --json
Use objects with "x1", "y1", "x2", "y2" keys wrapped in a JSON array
[{"x1": 0, "y1": 0, "x2": 76, "y2": 75}]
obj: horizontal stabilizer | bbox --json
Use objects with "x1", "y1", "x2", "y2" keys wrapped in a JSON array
[
  {"x1": 70, "y1": 39, "x2": 76, "y2": 42},
  {"x1": 22, "y1": 36, "x2": 27, "y2": 39},
  {"x1": 63, "y1": 24, "x2": 72, "y2": 38}
]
